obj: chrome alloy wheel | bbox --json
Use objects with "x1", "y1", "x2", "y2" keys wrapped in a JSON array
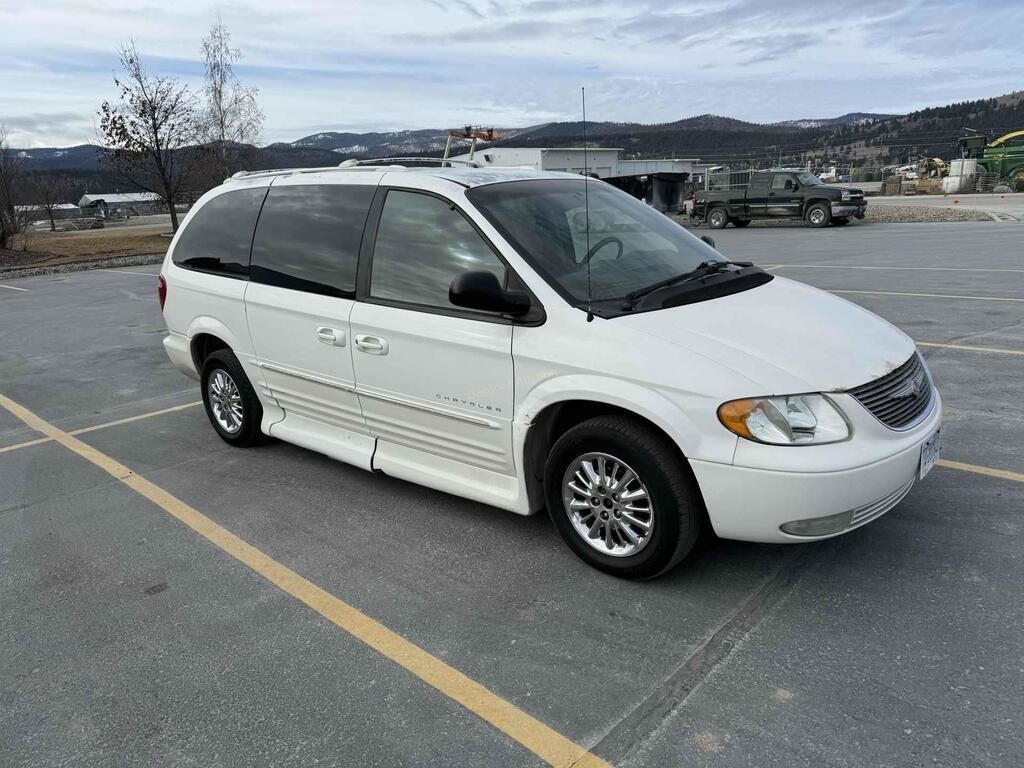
[
  {"x1": 208, "y1": 369, "x2": 243, "y2": 434},
  {"x1": 808, "y1": 207, "x2": 827, "y2": 225},
  {"x1": 561, "y1": 452, "x2": 655, "y2": 557}
]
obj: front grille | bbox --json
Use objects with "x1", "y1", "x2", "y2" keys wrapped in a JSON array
[{"x1": 848, "y1": 353, "x2": 932, "y2": 429}]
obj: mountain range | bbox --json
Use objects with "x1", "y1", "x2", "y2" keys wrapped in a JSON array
[{"x1": 10, "y1": 91, "x2": 1023, "y2": 195}]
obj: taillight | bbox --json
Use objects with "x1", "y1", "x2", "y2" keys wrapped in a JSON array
[{"x1": 158, "y1": 274, "x2": 167, "y2": 310}]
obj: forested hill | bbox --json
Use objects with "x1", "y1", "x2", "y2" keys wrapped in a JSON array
[{"x1": 498, "y1": 92, "x2": 1024, "y2": 167}]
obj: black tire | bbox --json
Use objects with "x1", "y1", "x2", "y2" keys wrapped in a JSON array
[
  {"x1": 706, "y1": 207, "x2": 729, "y2": 229},
  {"x1": 543, "y1": 415, "x2": 703, "y2": 579},
  {"x1": 831, "y1": 216, "x2": 850, "y2": 226},
  {"x1": 732, "y1": 218, "x2": 751, "y2": 227},
  {"x1": 805, "y1": 202, "x2": 831, "y2": 228},
  {"x1": 200, "y1": 349, "x2": 265, "y2": 447}
]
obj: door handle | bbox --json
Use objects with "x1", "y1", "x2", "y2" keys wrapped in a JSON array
[
  {"x1": 316, "y1": 327, "x2": 346, "y2": 347},
  {"x1": 354, "y1": 334, "x2": 389, "y2": 355}
]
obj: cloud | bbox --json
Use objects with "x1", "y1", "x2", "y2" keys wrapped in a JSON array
[{"x1": 0, "y1": 0, "x2": 1021, "y2": 147}]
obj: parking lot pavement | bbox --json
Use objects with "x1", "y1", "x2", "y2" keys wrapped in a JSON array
[
  {"x1": 2, "y1": 226, "x2": 1023, "y2": 767},
  {"x1": 0, "y1": 442, "x2": 540, "y2": 768}
]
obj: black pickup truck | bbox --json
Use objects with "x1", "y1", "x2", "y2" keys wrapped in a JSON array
[{"x1": 692, "y1": 170, "x2": 867, "y2": 229}]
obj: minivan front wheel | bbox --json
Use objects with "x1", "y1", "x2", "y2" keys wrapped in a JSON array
[
  {"x1": 544, "y1": 415, "x2": 702, "y2": 579},
  {"x1": 201, "y1": 349, "x2": 265, "y2": 446}
]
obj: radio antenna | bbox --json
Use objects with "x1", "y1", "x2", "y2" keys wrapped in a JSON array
[{"x1": 582, "y1": 87, "x2": 594, "y2": 322}]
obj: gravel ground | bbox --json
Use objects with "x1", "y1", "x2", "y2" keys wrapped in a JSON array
[
  {"x1": 0, "y1": 252, "x2": 164, "y2": 281},
  {"x1": 674, "y1": 204, "x2": 992, "y2": 228}
]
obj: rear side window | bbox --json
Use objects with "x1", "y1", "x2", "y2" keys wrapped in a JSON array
[
  {"x1": 748, "y1": 174, "x2": 770, "y2": 194},
  {"x1": 250, "y1": 184, "x2": 375, "y2": 296},
  {"x1": 172, "y1": 188, "x2": 266, "y2": 277},
  {"x1": 370, "y1": 190, "x2": 506, "y2": 310}
]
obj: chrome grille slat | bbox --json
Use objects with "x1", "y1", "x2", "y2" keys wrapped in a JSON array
[{"x1": 848, "y1": 353, "x2": 933, "y2": 429}]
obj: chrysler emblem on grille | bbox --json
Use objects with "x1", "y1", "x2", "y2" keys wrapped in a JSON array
[{"x1": 891, "y1": 370, "x2": 927, "y2": 400}]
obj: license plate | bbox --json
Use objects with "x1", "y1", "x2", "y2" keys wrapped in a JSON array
[{"x1": 919, "y1": 427, "x2": 941, "y2": 480}]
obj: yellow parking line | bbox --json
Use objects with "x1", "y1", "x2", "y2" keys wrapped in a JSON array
[
  {"x1": 0, "y1": 401, "x2": 202, "y2": 455},
  {"x1": 938, "y1": 459, "x2": 1024, "y2": 484},
  {"x1": 0, "y1": 391, "x2": 611, "y2": 768},
  {"x1": 832, "y1": 289, "x2": 1024, "y2": 303},
  {"x1": 917, "y1": 341, "x2": 1024, "y2": 356}
]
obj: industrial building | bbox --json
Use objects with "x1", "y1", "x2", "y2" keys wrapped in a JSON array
[
  {"x1": 449, "y1": 147, "x2": 712, "y2": 212},
  {"x1": 77, "y1": 192, "x2": 164, "y2": 218}
]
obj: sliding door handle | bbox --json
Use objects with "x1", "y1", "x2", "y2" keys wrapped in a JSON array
[
  {"x1": 316, "y1": 327, "x2": 346, "y2": 347},
  {"x1": 354, "y1": 334, "x2": 389, "y2": 355}
]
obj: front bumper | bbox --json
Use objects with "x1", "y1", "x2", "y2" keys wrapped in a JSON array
[
  {"x1": 832, "y1": 200, "x2": 867, "y2": 218},
  {"x1": 690, "y1": 390, "x2": 940, "y2": 543}
]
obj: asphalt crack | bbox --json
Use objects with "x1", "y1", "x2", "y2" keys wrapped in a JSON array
[{"x1": 581, "y1": 546, "x2": 819, "y2": 766}]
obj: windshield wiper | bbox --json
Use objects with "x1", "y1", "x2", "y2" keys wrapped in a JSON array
[{"x1": 622, "y1": 260, "x2": 752, "y2": 309}]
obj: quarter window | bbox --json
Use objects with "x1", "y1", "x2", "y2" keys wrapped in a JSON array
[
  {"x1": 172, "y1": 188, "x2": 266, "y2": 277},
  {"x1": 250, "y1": 184, "x2": 374, "y2": 296},
  {"x1": 370, "y1": 190, "x2": 506, "y2": 310}
]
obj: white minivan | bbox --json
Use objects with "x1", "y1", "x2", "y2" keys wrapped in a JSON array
[{"x1": 159, "y1": 164, "x2": 941, "y2": 579}]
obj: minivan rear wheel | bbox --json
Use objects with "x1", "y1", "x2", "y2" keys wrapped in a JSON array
[
  {"x1": 201, "y1": 349, "x2": 265, "y2": 447},
  {"x1": 544, "y1": 415, "x2": 702, "y2": 579}
]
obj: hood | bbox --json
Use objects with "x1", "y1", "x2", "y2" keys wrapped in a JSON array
[
  {"x1": 818, "y1": 184, "x2": 863, "y2": 196},
  {"x1": 617, "y1": 276, "x2": 915, "y2": 394}
]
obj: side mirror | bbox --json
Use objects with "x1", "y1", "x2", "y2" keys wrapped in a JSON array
[
  {"x1": 449, "y1": 271, "x2": 531, "y2": 316},
  {"x1": 700, "y1": 235, "x2": 716, "y2": 249}
]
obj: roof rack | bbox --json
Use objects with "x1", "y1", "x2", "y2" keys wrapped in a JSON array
[
  {"x1": 225, "y1": 157, "x2": 483, "y2": 184},
  {"x1": 337, "y1": 157, "x2": 482, "y2": 168}
]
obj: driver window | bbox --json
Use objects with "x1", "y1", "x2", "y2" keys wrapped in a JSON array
[
  {"x1": 371, "y1": 190, "x2": 507, "y2": 310},
  {"x1": 771, "y1": 175, "x2": 796, "y2": 192}
]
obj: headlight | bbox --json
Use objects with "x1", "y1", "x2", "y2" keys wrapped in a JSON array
[
  {"x1": 840, "y1": 190, "x2": 852, "y2": 200},
  {"x1": 718, "y1": 394, "x2": 850, "y2": 445}
]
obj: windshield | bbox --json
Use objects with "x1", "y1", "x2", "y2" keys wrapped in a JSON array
[
  {"x1": 795, "y1": 172, "x2": 823, "y2": 187},
  {"x1": 466, "y1": 179, "x2": 722, "y2": 305}
]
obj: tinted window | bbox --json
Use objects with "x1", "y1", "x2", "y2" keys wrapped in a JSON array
[
  {"x1": 748, "y1": 174, "x2": 770, "y2": 194},
  {"x1": 250, "y1": 184, "x2": 374, "y2": 296},
  {"x1": 771, "y1": 174, "x2": 796, "y2": 191},
  {"x1": 173, "y1": 188, "x2": 266, "y2": 276},
  {"x1": 370, "y1": 190, "x2": 506, "y2": 310}
]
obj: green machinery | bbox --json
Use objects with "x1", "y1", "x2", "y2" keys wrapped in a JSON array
[{"x1": 959, "y1": 130, "x2": 1024, "y2": 190}]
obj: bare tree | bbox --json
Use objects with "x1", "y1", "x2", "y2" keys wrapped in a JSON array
[
  {"x1": 31, "y1": 173, "x2": 73, "y2": 232},
  {"x1": 0, "y1": 125, "x2": 28, "y2": 249},
  {"x1": 98, "y1": 41, "x2": 204, "y2": 231},
  {"x1": 200, "y1": 16, "x2": 263, "y2": 180}
]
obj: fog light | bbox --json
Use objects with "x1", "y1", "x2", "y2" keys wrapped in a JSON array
[{"x1": 780, "y1": 510, "x2": 853, "y2": 537}]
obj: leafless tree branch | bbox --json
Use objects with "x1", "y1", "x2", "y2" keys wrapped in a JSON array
[
  {"x1": 97, "y1": 41, "x2": 205, "y2": 231},
  {"x1": 200, "y1": 16, "x2": 264, "y2": 180}
]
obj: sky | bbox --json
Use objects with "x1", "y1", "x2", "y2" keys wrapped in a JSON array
[{"x1": 1, "y1": 0, "x2": 1021, "y2": 148}]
